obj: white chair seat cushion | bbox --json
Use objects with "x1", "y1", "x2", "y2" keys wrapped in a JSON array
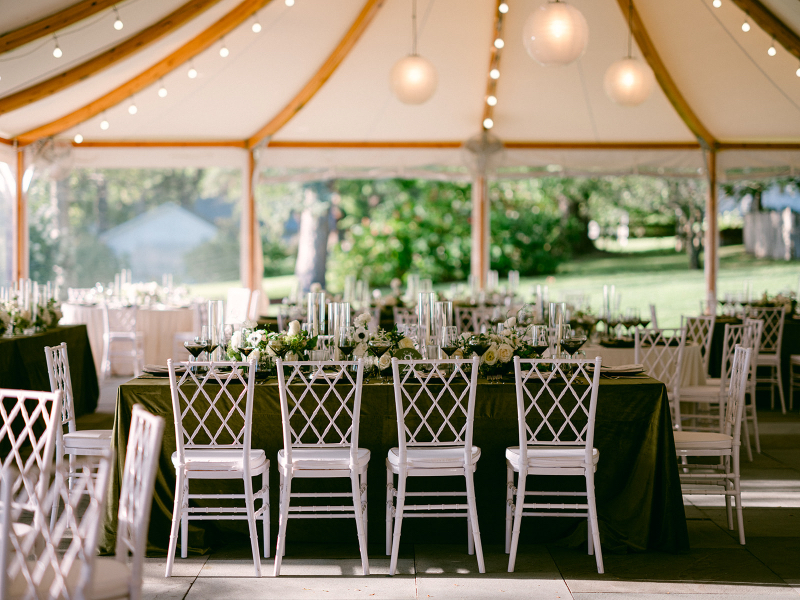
[
  {"x1": 9, "y1": 556, "x2": 130, "y2": 600},
  {"x1": 679, "y1": 385, "x2": 723, "y2": 399},
  {"x1": 505, "y1": 445, "x2": 599, "y2": 469},
  {"x1": 757, "y1": 353, "x2": 779, "y2": 366},
  {"x1": 673, "y1": 430, "x2": 733, "y2": 450},
  {"x1": 278, "y1": 447, "x2": 370, "y2": 470},
  {"x1": 171, "y1": 448, "x2": 267, "y2": 472},
  {"x1": 63, "y1": 429, "x2": 113, "y2": 449},
  {"x1": 387, "y1": 446, "x2": 481, "y2": 469}
]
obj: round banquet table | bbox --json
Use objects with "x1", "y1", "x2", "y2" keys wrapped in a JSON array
[
  {"x1": 60, "y1": 303, "x2": 195, "y2": 375},
  {"x1": 585, "y1": 343, "x2": 706, "y2": 387}
]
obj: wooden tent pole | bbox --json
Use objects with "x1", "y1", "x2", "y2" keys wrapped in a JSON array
[
  {"x1": 13, "y1": 149, "x2": 27, "y2": 281},
  {"x1": 705, "y1": 149, "x2": 718, "y2": 312},
  {"x1": 471, "y1": 175, "x2": 489, "y2": 290},
  {"x1": 246, "y1": 149, "x2": 256, "y2": 291}
]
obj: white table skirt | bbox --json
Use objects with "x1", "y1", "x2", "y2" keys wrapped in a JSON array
[
  {"x1": 584, "y1": 343, "x2": 706, "y2": 387},
  {"x1": 61, "y1": 304, "x2": 195, "y2": 375}
]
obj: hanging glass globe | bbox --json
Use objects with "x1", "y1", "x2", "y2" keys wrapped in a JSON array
[
  {"x1": 522, "y1": 1, "x2": 589, "y2": 67},
  {"x1": 390, "y1": 55, "x2": 438, "y2": 104},
  {"x1": 604, "y1": 57, "x2": 654, "y2": 106}
]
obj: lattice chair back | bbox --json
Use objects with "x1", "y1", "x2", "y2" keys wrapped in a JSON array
[
  {"x1": 275, "y1": 359, "x2": 365, "y2": 464},
  {"x1": 634, "y1": 328, "x2": 687, "y2": 395},
  {"x1": 390, "y1": 357, "x2": 480, "y2": 460},
  {"x1": 3, "y1": 453, "x2": 112, "y2": 600},
  {"x1": 512, "y1": 356, "x2": 602, "y2": 464},
  {"x1": 116, "y1": 405, "x2": 165, "y2": 600},
  {"x1": 67, "y1": 288, "x2": 94, "y2": 304},
  {"x1": 393, "y1": 307, "x2": 416, "y2": 328},
  {"x1": 45, "y1": 342, "x2": 77, "y2": 436},
  {"x1": 717, "y1": 324, "x2": 748, "y2": 392},
  {"x1": 743, "y1": 317, "x2": 763, "y2": 378},
  {"x1": 747, "y1": 305, "x2": 785, "y2": 355},
  {"x1": 682, "y1": 314, "x2": 716, "y2": 373},
  {"x1": 725, "y1": 346, "x2": 752, "y2": 442},
  {"x1": 168, "y1": 359, "x2": 257, "y2": 468},
  {"x1": 0, "y1": 389, "x2": 62, "y2": 513},
  {"x1": 103, "y1": 303, "x2": 139, "y2": 335}
]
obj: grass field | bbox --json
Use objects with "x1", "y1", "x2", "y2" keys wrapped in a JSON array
[{"x1": 188, "y1": 242, "x2": 800, "y2": 328}]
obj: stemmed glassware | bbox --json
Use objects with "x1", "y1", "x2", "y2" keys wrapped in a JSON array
[
  {"x1": 337, "y1": 327, "x2": 357, "y2": 360},
  {"x1": 621, "y1": 308, "x2": 639, "y2": 337},
  {"x1": 560, "y1": 330, "x2": 588, "y2": 359},
  {"x1": 440, "y1": 326, "x2": 460, "y2": 358},
  {"x1": 530, "y1": 325, "x2": 549, "y2": 358},
  {"x1": 467, "y1": 334, "x2": 491, "y2": 359},
  {"x1": 368, "y1": 333, "x2": 392, "y2": 383},
  {"x1": 184, "y1": 336, "x2": 206, "y2": 373}
]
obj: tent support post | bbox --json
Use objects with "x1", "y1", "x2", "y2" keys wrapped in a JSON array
[
  {"x1": 471, "y1": 175, "x2": 489, "y2": 290},
  {"x1": 13, "y1": 148, "x2": 27, "y2": 282},
  {"x1": 704, "y1": 149, "x2": 718, "y2": 313},
  {"x1": 245, "y1": 149, "x2": 256, "y2": 291}
]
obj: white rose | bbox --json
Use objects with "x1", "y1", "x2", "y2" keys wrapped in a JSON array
[
  {"x1": 497, "y1": 343, "x2": 513, "y2": 363},
  {"x1": 286, "y1": 352, "x2": 299, "y2": 362},
  {"x1": 287, "y1": 320, "x2": 301, "y2": 336},
  {"x1": 504, "y1": 317, "x2": 517, "y2": 329},
  {"x1": 490, "y1": 334, "x2": 501, "y2": 344},
  {"x1": 354, "y1": 312, "x2": 371, "y2": 328},
  {"x1": 310, "y1": 282, "x2": 322, "y2": 293},
  {"x1": 231, "y1": 330, "x2": 242, "y2": 349},
  {"x1": 483, "y1": 348, "x2": 497, "y2": 366},
  {"x1": 398, "y1": 337, "x2": 414, "y2": 349},
  {"x1": 40, "y1": 311, "x2": 51, "y2": 326},
  {"x1": 247, "y1": 331, "x2": 264, "y2": 346},
  {"x1": 378, "y1": 352, "x2": 392, "y2": 371}
]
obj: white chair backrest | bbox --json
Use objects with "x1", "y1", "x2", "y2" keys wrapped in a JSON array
[
  {"x1": 168, "y1": 360, "x2": 257, "y2": 469},
  {"x1": 390, "y1": 357, "x2": 480, "y2": 463},
  {"x1": 393, "y1": 307, "x2": 416, "y2": 328},
  {"x1": 3, "y1": 454, "x2": 112, "y2": 600},
  {"x1": 45, "y1": 342, "x2": 77, "y2": 435},
  {"x1": 103, "y1": 303, "x2": 138, "y2": 335},
  {"x1": 649, "y1": 304, "x2": 659, "y2": 329},
  {"x1": 248, "y1": 290, "x2": 261, "y2": 321},
  {"x1": 682, "y1": 314, "x2": 716, "y2": 373},
  {"x1": 454, "y1": 307, "x2": 492, "y2": 334},
  {"x1": 116, "y1": 405, "x2": 165, "y2": 600},
  {"x1": 747, "y1": 305, "x2": 785, "y2": 355},
  {"x1": 717, "y1": 324, "x2": 747, "y2": 393},
  {"x1": 743, "y1": 317, "x2": 763, "y2": 380},
  {"x1": 0, "y1": 389, "x2": 62, "y2": 510},
  {"x1": 275, "y1": 360, "x2": 365, "y2": 466},
  {"x1": 226, "y1": 288, "x2": 252, "y2": 325},
  {"x1": 725, "y1": 346, "x2": 752, "y2": 442},
  {"x1": 634, "y1": 327, "x2": 687, "y2": 395},
  {"x1": 512, "y1": 356, "x2": 602, "y2": 464}
]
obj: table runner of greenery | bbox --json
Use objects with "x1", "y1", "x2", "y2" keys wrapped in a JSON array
[{"x1": 100, "y1": 375, "x2": 687, "y2": 556}]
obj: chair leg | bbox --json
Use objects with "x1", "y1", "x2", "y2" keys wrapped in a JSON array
[
  {"x1": 464, "y1": 466, "x2": 485, "y2": 574},
  {"x1": 467, "y1": 508, "x2": 474, "y2": 556},
  {"x1": 359, "y1": 468, "x2": 368, "y2": 548},
  {"x1": 776, "y1": 365, "x2": 787, "y2": 415},
  {"x1": 243, "y1": 475, "x2": 262, "y2": 577},
  {"x1": 262, "y1": 470, "x2": 270, "y2": 559},
  {"x1": 742, "y1": 406, "x2": 753, "y2": 462},
  {"x1": 725, "y1": 456, "x2": 734, "y2": 531},
  {"x1": 386, "y1": 465, "x2": 394, "y2": 556},
  {"x1": 350, "y1": 471, "x2": 370, "y2": 576},
  {"x1": 505, "y1": 463, "x2": 513, "y2": 554},
  {"x1": 274, "y1": 471, "x2": 292, "y2": 576},
  {"x1": 770, "y1": 368, "x2": 775, "y2": 410},
  {"x1": 165, "y1": 468, "x2": 184, "y2": 577},
  {"x1": 181, "y1": 476, "x2": 189, "y2": 558},
  {"x1": 733, "y1": 451, "x2": 745, "y2": 545},
  {"x1": 389, "y1": 470, "x2": 407, "y2": 576},
  {"x1": 750, "y1": 395, "x2": 762, "y2": 454},
  {"x1": 585, "y1": 469, "x2": 604, "y2": 574},
  {"x1": 507, "y1": 469, "x2": 527, "y2": 573}
]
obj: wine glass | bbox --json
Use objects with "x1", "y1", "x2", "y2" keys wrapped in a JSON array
[
  {"x1": 467, "y1": 335, "x2": 491, "y2": 358},
  {"x1": 440, "y1": 326, "x2": 460, "y2": 357},
  {"x1": 338, "y1": 327, "x2": 356, "y2": 360},
  {"x1": 560, "y1": 330, "x2": 588, "y2": 359},
  {"x1": 199, "y1": 326, "x2": 210, "y2": 361},
  {"x1": 184, "y1": 336, "x2": 206, "y2": 372},
  {"x1": 530, "y1": 325, "x2": 549, "y2": 358}
]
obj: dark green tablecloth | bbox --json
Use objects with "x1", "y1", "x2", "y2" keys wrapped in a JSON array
[
  {"x1": 0, "y1": 325, "x2": 99, "y2": 417},
  {"x1": 708, "y1": 317, "x2": 800, "y2": 405},
  {"x1": 100, "y1": 374, "x2": 688, "y2": 557}
]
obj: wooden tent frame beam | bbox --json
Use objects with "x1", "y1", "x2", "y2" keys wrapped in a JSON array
[
  {"x1": 246, "y1": 0, "x2": 385, "y2": 149},
  {"x1": 15, "y1": 0, "x2": 273, "y2": 146},
  {"x1": 0, "y1": 0, "x2": 223, "y2": 116},
  {"x1": 729, "y1": 0, "x2": 800, "y2": 62},
  {"x1": 0, "y1": 0, "x2": 119, "y2": 55}
]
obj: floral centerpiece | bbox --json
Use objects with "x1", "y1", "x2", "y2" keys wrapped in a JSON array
[
  {"x1": 34, "y1": 298, "x2": 63, "y2": 331},
  {"x1": 350, "y1": 312, "x2": 416, "y2": 375},
  {"x1": 748, "y1": 292, "x2": 796, "y2": 315},
  {"x1": 226, "y1": 320, "x2": 318, "y2": 371},
  {"x1": 460, "y1": 318, "x2": 539, "y2": 378},
  {"x1": 1, "y1": 302, "x2": 32, "y2": 336}
]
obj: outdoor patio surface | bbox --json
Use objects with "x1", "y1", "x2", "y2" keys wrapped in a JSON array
[{"x1": 88, "y1": 380, "x2": 800, "y2": 599}]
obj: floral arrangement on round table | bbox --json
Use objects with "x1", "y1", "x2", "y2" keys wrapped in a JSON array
[
  {"x1": 0, "y1": 298, "x2": 63, "y2": 336},
  {"x1": 226, "y1": 319, "x2": 318, "y2": 372},
  {"x1": 351, "y1": 312, "x2": 417, "y2": 377},
  {"x1": 458, "y1": 317, "x2": 540, "y2": 378},
  {"x1": 747, "y1": 292, "x2": 796, "y2": 316}
]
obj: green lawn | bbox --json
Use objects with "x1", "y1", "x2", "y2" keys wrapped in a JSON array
[{"x1": 188, "y1": 244, "x2": 799, "y2": 328}]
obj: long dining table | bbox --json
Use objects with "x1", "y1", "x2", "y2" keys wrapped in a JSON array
[{"x1": 100, "y1": 370, "x2": 688, "y2": 558}]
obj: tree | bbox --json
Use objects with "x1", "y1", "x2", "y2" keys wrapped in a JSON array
[{"x1": 294, "y1": 181, "x2": 332, "y2": 292}]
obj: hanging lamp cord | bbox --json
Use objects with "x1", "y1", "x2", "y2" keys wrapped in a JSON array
[
  {"x1": 412, "y1": 0, "x2": 418, "y2": 55},
  {"x1": 627, "y1": 0, "x2": 633, "y2": 58}
]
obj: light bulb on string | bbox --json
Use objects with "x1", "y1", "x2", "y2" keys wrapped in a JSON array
[
  {"x1": 712, "y1": 0, "x2": 721, "y2": 7},
  {"x1": 742, "y1": 18, "x2": 751, "y2": 32},
  {"x1": 483, "y1": 118, "x2": 494, "y2": 129},
  {"x1": 52, "y1": 36, "x2": 62, "y2": 58},
  {"x1": 188, "y1": 65, "x2": 198, "y2": 79},
  {"x1": 73, "y1": 134, "x2": 83, "y2": 144},
  {"x1": 128, "y1": 101, "x2": 137, "y2": 115},
  {"x1": 100, "y1": 118, "x2": 109, "y2": 130},
  {"x1": 499, "y1": 3, "x2": 508, "y2": 13},
  {"x1": 158, "y1": 80, "x2": 168, "y2": 97},
  {"x1": 285, "y1": 0, "x2": 294, "y2": 5},
  {"x1": 494, "y1": 38, "x2": 504, "y2": 49},
  {"x1": 252, "y1": 17, "x2": 262, "y2": 32},
  {"x1": 490, "y1": 68, "x2": 500, "y2": 79},
  {"x1": 113, "y1": 6, "x2": 123, "y2": 30},
  {"x1": 768, "y1": 40, "x2": 776, "y2": 56},
  {"x1": 487, "y1": 95, "x2": 497, "y2": 106},
  {"x1": 796, "y1": 65, "x2": 800, "y2": 77},
  {"x1": 390, "y1": 0, "x2": 438, "y2": 104}
]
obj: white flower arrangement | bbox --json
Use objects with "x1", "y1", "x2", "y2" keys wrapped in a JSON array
[
  {"x1": 287, "y1": 320, "x2": 302, "y2": 336},
  {"x1": 378, "y1": 352, "x2": 392, "y2": 370},
  {"x1": 482, "y1": 346, "x2": 498, "y2": 366},
  {"x1": 230, "y1": 330, "x2": 243, "y2": 349},
  {"x1": 354, "y1": 312, "x2": 372, "y2": 328},
  {"x1": 398, "y1": 337, "x2": 415, "y2": 349},
  {"x1": 496, "y1": 343, "x2": 514, "y2": 363},
  {"x1": 354, "y1": 327, "x2": 370, "y2": 343},
  {"x1": 504, "y1": 316, "x2": 517, "y2": 330},
  {"x1": 247, "y1": 330, "x2": 264, "y2": 346}
]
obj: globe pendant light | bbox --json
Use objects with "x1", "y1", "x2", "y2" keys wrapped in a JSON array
[
  {"x1": 604, "y1": 0, "x2": 654, "y2": 106},
  {"x1": 390, "y1": 0, "x2": 437, "y2": 104},
  {"x1": 522, "y1": 1, "x2": 589, "y2": 67}
]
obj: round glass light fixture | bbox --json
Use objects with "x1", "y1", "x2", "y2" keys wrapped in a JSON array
[
  {"x1": 483, "y1": 118, "x2": 494, "y2": 129},
  {"x1": 494, "y1": 38, "x2": 504, "y2": 49},
  {"x1": 490, "y1": 68, "x2": 500, "y2": 79},
  {"x1": 128, "y1": 103, "x2": 137, "y2": 115},
  {"x1": 487, "y1": 95, "x2": 497, "y2": 106},
  {"x1": 113, "y1": 7, "x2": 123, "y2": 30},
  {"x1": 73, "y1": 134, "x2": 83, "y2": 144},
  {"x1": 100, "y1": 119, "x2": 109, "y2": 130},
  {"x1": 220, "y1": 45, "x2": 229, "y2": 58},
  {"x1": 499, "y1": 3, "x2": 508, "y2": 13},
  {"x1": 158, "y1": 85, "x2": 168, "y2": 98},
  {"x1": 285, "y1": 0, "x2": 294, "y2": 5},
  {"x1": 796, "y1": 66, "x2": 800, "y2": 77},
  {"x1": 742, "y1": 19, "x2": 751, "y2": 32},
  {"x1": 252, "y1": 20, "x2": 262, "y2": 33},
  {"x1": 390, "y1": 55, "x2": 438, "y2": 104},
  {"x1": 53, "y1": 45, "x2": 62, "y2": 58},
  {"x1": 522, "y1": 1, "x2": 589, "y2": 67},
  {"x1": 604, "y1": 57, "x2": 654, "y2": 106},
  {"x1": 768, "y1": 42, "x2": 776, "y2": 56},
  {"x1": 712, "y1": 0, "x2": 721, "y2": 6},
  {"x1": 188, "y1": 66, "x2": 198, "y2": 79}
]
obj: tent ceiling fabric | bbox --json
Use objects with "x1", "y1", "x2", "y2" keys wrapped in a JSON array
[{"x1": 1, "y1": 0, "x2": 799, "y2": 177}]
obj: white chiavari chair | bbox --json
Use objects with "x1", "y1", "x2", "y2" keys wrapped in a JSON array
[
  {"x1": 273, "y1": 359, "x2": 369, "y2": 577},
  {"x1": 682, "y1": 314, "x2": 716, "y2": 375},
  {"x1": 748, "y1": 306, "x2": 786, "y2": 413},
  {"x1": 3, "y1": 454, "x2": 112, "y2": 600},
  {"x1": 635, "y1": 328, "x2": 687, "y2": 429},
  {"x1": 393, "y1": 307, "x2": 416, "y2": 328},
  {"x1": 387, "y1": 356, "x2": 484, "y2": 576},
  {"x1": 742, "y1": 318, "x2": 763, "y2": 454},
  {"x1": 649, "y1": 304, "x2": 659, "y2": 329},
  {"x1": 165, "y1": 359, "x2": 269, "y2": 577},
  {"x1": 454, "y1": 306, "x2": 493, "y2": 334},
  {"x1": 101, "y1": 303, "x2": 144, "y2": 379},
  {"x1": 674, "y1": 346, "x2": 751, "y2": 545},
  {"x1": 506, "y1": 356, "x2": 604, "y2": 573}
]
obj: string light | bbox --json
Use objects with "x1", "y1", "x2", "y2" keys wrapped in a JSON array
[
  {"x1": 742, "y1": 17, "x2": 751, "y2": 32},
  {"x1": 768, "y1": 40, "x2": 776, "y2": 56},
  {"x1": 483, "y1": 118, "x2": 494, "y2": 129},
  {"x1": 490, "y1": 68, "x2": 500, "y2": 79},
  {"x1": 113, "y1": 6, "x2": 124, "y2": 30},
  {"x1": 487, "y1": 95, "x2": 497, "y2": 106},
  {"x1": 188, "y1": 64, "x2": 198, "y2": 79},
  {"x1": 158, "y1": 80, "x2": 168, "y2": 97},
  {"x1": 52, "y1": 36, "x2": 62, "y2": 58},
  {"x1": 252, "y1": 17, "x2": 262, "y2": 32},
  {"x1": 128, "y1": 101, "x2": 137, "y2": 115},
  {"x1": 499, "y1": 3, "x2": 508, "y2": 14},
  {"x1": 494, "y1": 38, "x2": 504, "y2": 49},
  {"x1": 285, "y1": 0, "x2": 295, "y2": 5},
  {"x1": 796, "y1": 65, "x2": 800, "y2": 77},
  {"x1": 219, "y1": 40, "x2": 229, "y2": 57},
  {"x1": 73, "y1": 134, "x2": 83, "y2": 144},
  {"x1": 100, "y1": 117, "x2": 109, "y2": 130},
  {"x1": 712, "y1": 0, "x2": 721, "y2": 7}
]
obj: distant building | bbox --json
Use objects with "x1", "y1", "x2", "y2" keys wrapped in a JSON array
[{"x1": 99, "y1": 202, "x2": 217, "y2": 281}]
